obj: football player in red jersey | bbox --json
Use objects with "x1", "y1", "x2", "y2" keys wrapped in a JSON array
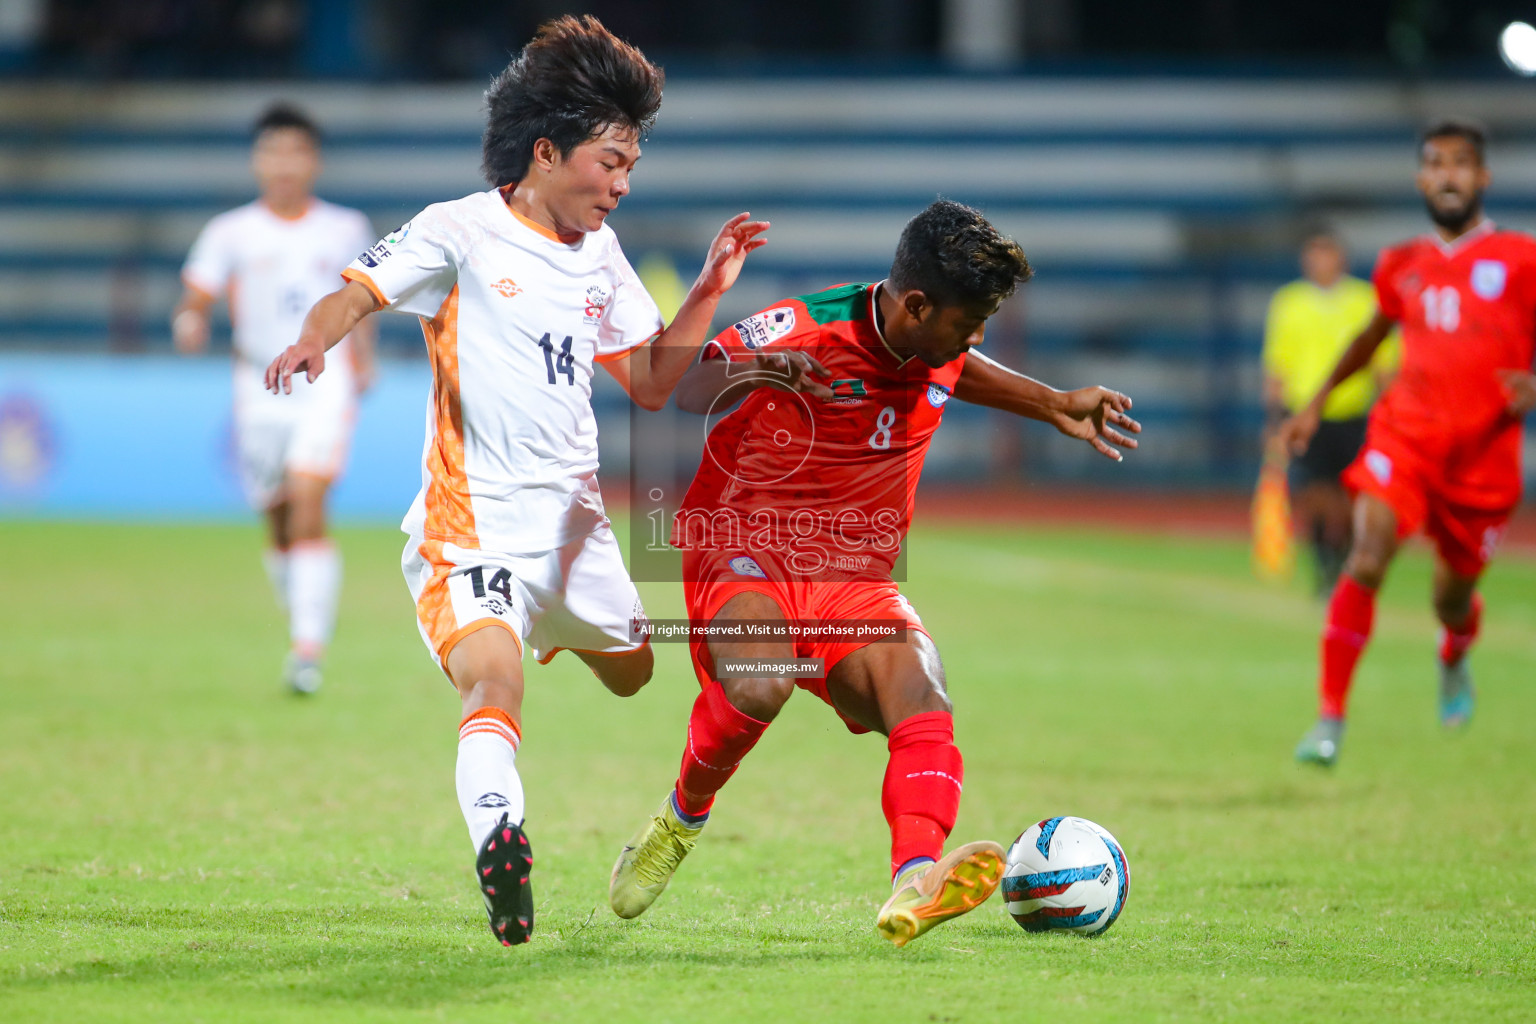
[
  {"x1": 1283, "y1": 120, "x2": 1536, "y2": 766},
  {"x1": 608, "y1": 200, "x2": 1141, "y2": 946}
]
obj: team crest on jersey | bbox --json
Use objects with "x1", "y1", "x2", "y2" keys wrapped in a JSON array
[
  {"x1": 384, "y1": 221, "x2": 411, "y2": 245},
  {"x1": 735, "y1": 307, "x2": 796, "y2": 350},
  {"x1": 728, "y1": 555, "x2": 767, "y2": 578},
  {"x1": 926, "y1": 384, "x2": 952, "y2": 408},
  {"x1": 629, "y1": 597, "x2": 651, "y2": 642},
  {"x1": 1471, "y1": 260, "x2": 1506, "y2": 300},
  {"x1": 583, "y1": 286, "x2": 610, "y2": 324}
]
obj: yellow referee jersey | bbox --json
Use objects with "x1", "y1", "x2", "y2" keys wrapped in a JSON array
[{"x1": 1262, "y1": 276, "x2": 1398, "y2": 420}]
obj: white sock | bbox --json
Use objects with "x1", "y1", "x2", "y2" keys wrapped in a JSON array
[
  {"x1": 288, "y1": 540, "x2": 341, "y2": 659},
  {"x1": 262, "y1": 548, "x2": 290, "y2": 611},
  {"x1": 456, "y1": 710, "x2": 525, "y2": 851}
]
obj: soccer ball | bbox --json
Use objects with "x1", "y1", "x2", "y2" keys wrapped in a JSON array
[{"x1": 1003, "y1": 816, "x2": 1130, "y2": 936}]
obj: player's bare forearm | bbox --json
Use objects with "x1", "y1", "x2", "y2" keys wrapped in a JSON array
[
  {"x1": 629, "y1": 287, "x2": 727, "y2": 409},
  {"x1": 265, "y1": 280, "x2": 379, "y2": 394},
  {"x1": 1279, "y1": 310, "x2": 1393, "y2": 455},
  {"x1": 673, "y1": 353, "x2": 806, "y2": 414},
  {"x1": 306, "y1": 282, "x2": 378, "y2": 350},
  {"x1": 609, "y1": 214, "x2": 770, "y2": 410},
  {"x1": 673, "y1": 356, "x2": 737, "y2": 414},
  {"x1": 1303, "y1": 311, "x2": 1395, "y2": 414},
  {"x1": 954, "y1": 351, "x2": 1072, "y2": 421},
  {"x1": 349, "y1": 314, "x2": 379, "y2": 394},
  {"x1": 674, "y1": 350, "x2": 832, "y2": 415},
  {"x1": 956, "y1": 352, "x2": 1139, "y2": 461}
]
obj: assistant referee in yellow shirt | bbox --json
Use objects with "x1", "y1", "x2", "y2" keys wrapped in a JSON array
[{"x1": 1262, "y1": 230, "x2": 1398, "y2": 593}]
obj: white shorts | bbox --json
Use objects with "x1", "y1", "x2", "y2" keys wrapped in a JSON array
[
  {"x1": 232, "y1": 358, "x2": 356, "y2": 510},
  {"x1": 402, "y1": 524, "x2": 649, "y2": 671}
]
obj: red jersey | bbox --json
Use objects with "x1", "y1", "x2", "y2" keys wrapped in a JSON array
[
  {"x1": 1371, "y1": 223, "x2": 1536, "y2": 461},
  {"x1": 673, "y1": 283, "x2": 964, "y2": 578}
]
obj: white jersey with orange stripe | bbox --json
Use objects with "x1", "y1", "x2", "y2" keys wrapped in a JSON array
[
  {"x1": 343, "y1": 189, "x2": 664, "y2": 555},
  {"x1": 183, "y1": 198, "x2": 376, "y2": 367}
]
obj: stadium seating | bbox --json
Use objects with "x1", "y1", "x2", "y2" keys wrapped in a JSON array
[{"x1": 3, "y1": 77, "x2": 1534, "y2": 484}]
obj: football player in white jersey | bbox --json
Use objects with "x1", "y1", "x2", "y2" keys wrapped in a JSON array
[
  {"x1": 264, "y1": 16, "x2": 767, "y2": 946},
  {"x1": 173, "y1": 103, "x2": 377, "y2": 696}
]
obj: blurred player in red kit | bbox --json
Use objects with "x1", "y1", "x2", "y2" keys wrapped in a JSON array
[
  {"x1": 607, "y1": 200, "x2": 1141, "y2": 946},
  {"x1": 1284, "y1": 120, "x2": 1536, "y2": 766}
]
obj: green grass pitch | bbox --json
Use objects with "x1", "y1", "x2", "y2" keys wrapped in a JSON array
[{"x1": 2, "y1": 517, "x2": 1534, "y2": 1022}]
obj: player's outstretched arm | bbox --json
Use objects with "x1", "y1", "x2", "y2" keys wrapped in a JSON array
[
  {"x1": 264, "y1": 280, "x2": 380, "y2": 394},
  {"x1": 1278, "y1": 309, "x2": 1394, "y2": 455},
  {"x1": 348, "y1": 313, "x2": 379, "y2": 395},
  {"x1": 954, "y1": 351, "x2": 1139, "y2": 462},
  {"x1": 604, "y1": 213, "x2": 768, "y2": 410},
  {"x1": 674, "y1": 350, "x2": 832, "y2": 415}
]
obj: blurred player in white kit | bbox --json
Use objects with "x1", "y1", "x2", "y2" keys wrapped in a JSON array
[{"x1": 172, "y1": 103, "x2": 377, "y2": 695}]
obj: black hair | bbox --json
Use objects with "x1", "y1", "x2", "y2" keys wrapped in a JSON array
[
  {"x1": 253, "y1": 102, "x2": 321, "y2": 144},
  {"x1": 481, "y1": 15, "x2": 664, "y2": 187},
  {"x1": 1301, "y1": 225, "x2": 1342, "y2": 247},
  {"x1": 1421, "y1": 118, "x2": 1487, "y2": 164},
  {"x1": 889, "y1": 199, "x2": 1033, "y2": 308}
]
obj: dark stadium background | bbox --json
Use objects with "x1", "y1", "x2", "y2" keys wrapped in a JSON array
[
  {"x1": 23, "y1": 2, "x2": 1536, "y2": 77},
  {"x1": 1, "y1": 0, "x2": 1533, "y2": 539}
]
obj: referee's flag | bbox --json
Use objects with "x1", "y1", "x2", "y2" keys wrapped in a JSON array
[{"x1": 1252, "y1": 438, "x2": 1295, "y2": 582}]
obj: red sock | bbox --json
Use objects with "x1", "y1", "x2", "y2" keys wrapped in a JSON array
[
  {"x1": 673, "y1": 681, "x2": 770, "y2": 818},
  {"x1": 881, "y1": 710, "x2": 963, "y2": 878},
  {"x1": 1319, "y1": 575, "x2": 1377, "y2": 719},
  {"x1": 1439, "y1": 593, "x2": 1483, "y2": 666}
]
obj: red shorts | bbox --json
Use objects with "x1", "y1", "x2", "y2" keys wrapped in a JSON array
[
  {"x1": 681, "y1": 547, "x2": 928, "y2": 734},
  {"x1": 1341, "y1": 421, "x2": 1518, "y2": 577}
]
